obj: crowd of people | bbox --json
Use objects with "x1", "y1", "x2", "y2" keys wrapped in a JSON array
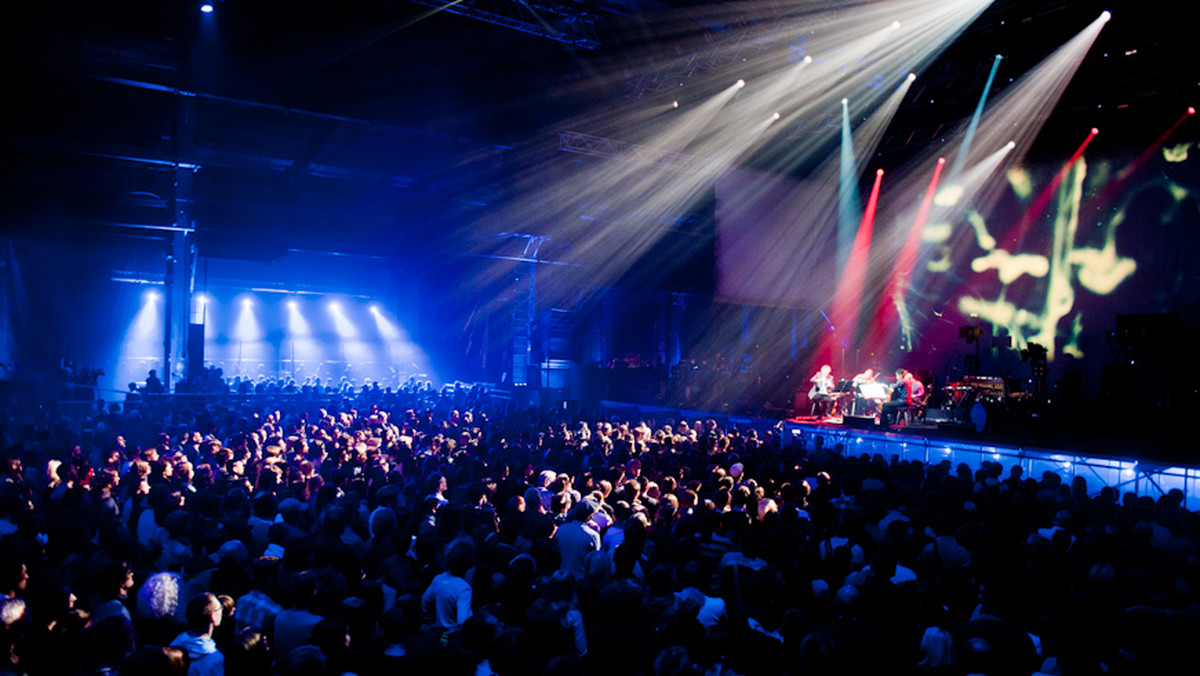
[
  {"x1": 1, "y1": 384, "x2": 1198, "y2": 675},
  {"x1": 160, "y1": 365, "x2": 439, "y2": 399}
]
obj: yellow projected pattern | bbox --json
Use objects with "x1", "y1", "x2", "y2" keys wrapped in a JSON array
[{"x1": 923, "y1": 156, "x2": 1141, "y2": 360}]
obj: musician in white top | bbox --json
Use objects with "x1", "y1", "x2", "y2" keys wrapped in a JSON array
[
  {"x1": 851, "y1": 368, "x2": 879, "y2": 415},
  {"x1": 808, "y1": 364, "x2": 835, "y2": 418}
]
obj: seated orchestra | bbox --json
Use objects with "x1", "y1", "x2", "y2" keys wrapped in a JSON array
[{"x1": 806, "y1": 365, "x2": 927, "y2": 426}]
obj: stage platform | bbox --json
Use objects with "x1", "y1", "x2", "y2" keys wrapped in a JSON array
[{"x1": 599, "y1": 401, "x2": 1200, "y2": 511}]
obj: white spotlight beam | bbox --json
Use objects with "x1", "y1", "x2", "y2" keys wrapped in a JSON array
[
  {"x1": 935, "y1": 12, "x2": 1111, "y2": 217},
  {"x1": 471, "y1": 0, "x2": 997, "y2": 308},
  {"x1": 622, "y1": 14, "x2": 794, "y2": 101},
  {"x1": 848, "y1": 74, "x2": 917, "y2": 179},
  {"x1": 559, "y1": 131, "x2": 708, "y2": 173},
  {"x1": 744, "y1": 0, "x2": 994, "y2": 175}
]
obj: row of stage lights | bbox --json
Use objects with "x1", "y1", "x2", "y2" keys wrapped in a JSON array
[
  {"x1": 138, "y1": 290, "x2": 401, "y2": 342},
  {"x1": 651, "y1": 10, "x2": 1112, "y2": 113},
  {"x1": 667, "y1": 69, "x2": 919, "y2": 116},
  {"x1": 202, "y1": 295, "x2": 387, "y2": 316},
  {"x1": 125, "y1": 288, "x2": 426, "y2": 385},
  {"x1": 141, "y1": 290, "x2": 387, "y2": 315}
]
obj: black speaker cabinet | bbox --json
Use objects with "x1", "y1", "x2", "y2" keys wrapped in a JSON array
[{"x1": 842, "y1": 415, "x2": 877, "y2": 429}]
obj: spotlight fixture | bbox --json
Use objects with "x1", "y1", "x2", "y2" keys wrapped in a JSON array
[
  {"x1": 937, "y1": 157, "x2": 946, "y2": 165},
  {"x1": 672, "y1": 101, "x2": 679, "y2": 109},
  {"x1": 907, "y1": 73, "x2": 916, "y2": 82},
  {"x1": 1100, "y1": 10, "x2": 1111, "y2": 22},
  {"x1": 1006, "y1": 141, "x2": 1016, "y2": 149},
  {"x1": 287, "y1": 300, "x2": 299, "y2": 310},
  {"x1": 1090, "y1": 127, "x2": 1099, "y2": 136},
  {"x1": 772, "y1": 112, "x2": 781, "y2": 120},
  {"x1": 1188, "y1": 106, "x2": 1195, "y2": 115},
  {"x1": 736, "y1": 79, "x2": 745, "y2": 88},
  {"x1": 891, "y1": 20, "x2": 901, "y2": 30},
  {"x1": 200, "y1": 2, "x2": 214, "y2": 13},
  {"x1": 841, "y1": 98, "x2": 848, "y2": 105},
  {"x1": 803, "y1": 55, "x2": 813, "y2": 64},
  {"x1": 241, "y1": 297, "x2": 252, "y2": 307},
  {"x1": 876, "y1": 168, "x2": 885, "y2": 176}
]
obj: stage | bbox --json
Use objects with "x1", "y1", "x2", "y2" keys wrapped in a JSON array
[{"x1": 600, "y1": 400, "x2": 1200, "y2": 511}]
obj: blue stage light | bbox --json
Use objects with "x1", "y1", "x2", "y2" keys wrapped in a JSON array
[
  {"x1": 327, "y1": 301, "x2": 357, "y2": 338},
  {"x1": 201, "y1": 3, "x2": 214, "y2": 13},
  {"x1": 287, "y1": 300, "x2": 310, "y2": 336}
]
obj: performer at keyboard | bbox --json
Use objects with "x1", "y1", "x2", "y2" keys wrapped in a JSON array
[
  {"x1": 881, "y1": 369, "x2": 924, "y2": 426},
  {"x1": 808, "y1": 364, "x2": 836, "y2": 418}
]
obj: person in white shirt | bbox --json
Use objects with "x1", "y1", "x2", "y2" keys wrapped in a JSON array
[
  {"x1": 555, "y1": 500, "x2": 603, "y2": 580},
  {"x1": 421, "y1": 539, "x2": 475, "y2": 638}
]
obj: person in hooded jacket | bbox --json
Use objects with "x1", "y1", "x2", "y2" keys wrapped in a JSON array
[{"x1": 170, "y1": 592, "x2": 225, "y2": 676}]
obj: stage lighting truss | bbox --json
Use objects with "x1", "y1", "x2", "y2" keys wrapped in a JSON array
[
  {"x1": 405, "y1": 0, "x2": 602, "y2": 49},
  {"x1": 559, "y1": 131, "x2": 708, "y2": 173},
  {"x1": 493, "y1": 232, "x2": 548, "y2": 260}
]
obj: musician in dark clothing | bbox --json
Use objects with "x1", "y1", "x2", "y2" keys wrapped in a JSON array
[
  {"x1": 881, "y1": 369, "x2": 915, "y2": 426},
  {"x1": 143, "y1": 369, "x2": 165, "y2": 395}
]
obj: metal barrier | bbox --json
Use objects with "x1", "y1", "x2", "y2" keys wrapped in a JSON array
[
  {"x1": 596, "y1": 401, "x2": 1200, "y2": 511},
  {"x1": 787, "y1": 422, "x2": 1200, "y2": 511}
]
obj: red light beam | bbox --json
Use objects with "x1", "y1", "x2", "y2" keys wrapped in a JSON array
[
  {"x1": 865, "y1": 157, "x2": 946, "y2": 356},
  {"x1": 1003, "y1": 127, "x2": 1098, "y2": 251},
  {"x1": 821, "y1": 168, "x2": 885, "y2": 372},
  {"x1": 1113, "y1": 106, "x2": 1194, "y2": 185}
]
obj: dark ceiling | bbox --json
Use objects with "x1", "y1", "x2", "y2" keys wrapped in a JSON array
[{"x1": 2, "y1": 0, "x2": 1196, "y2": 263}]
